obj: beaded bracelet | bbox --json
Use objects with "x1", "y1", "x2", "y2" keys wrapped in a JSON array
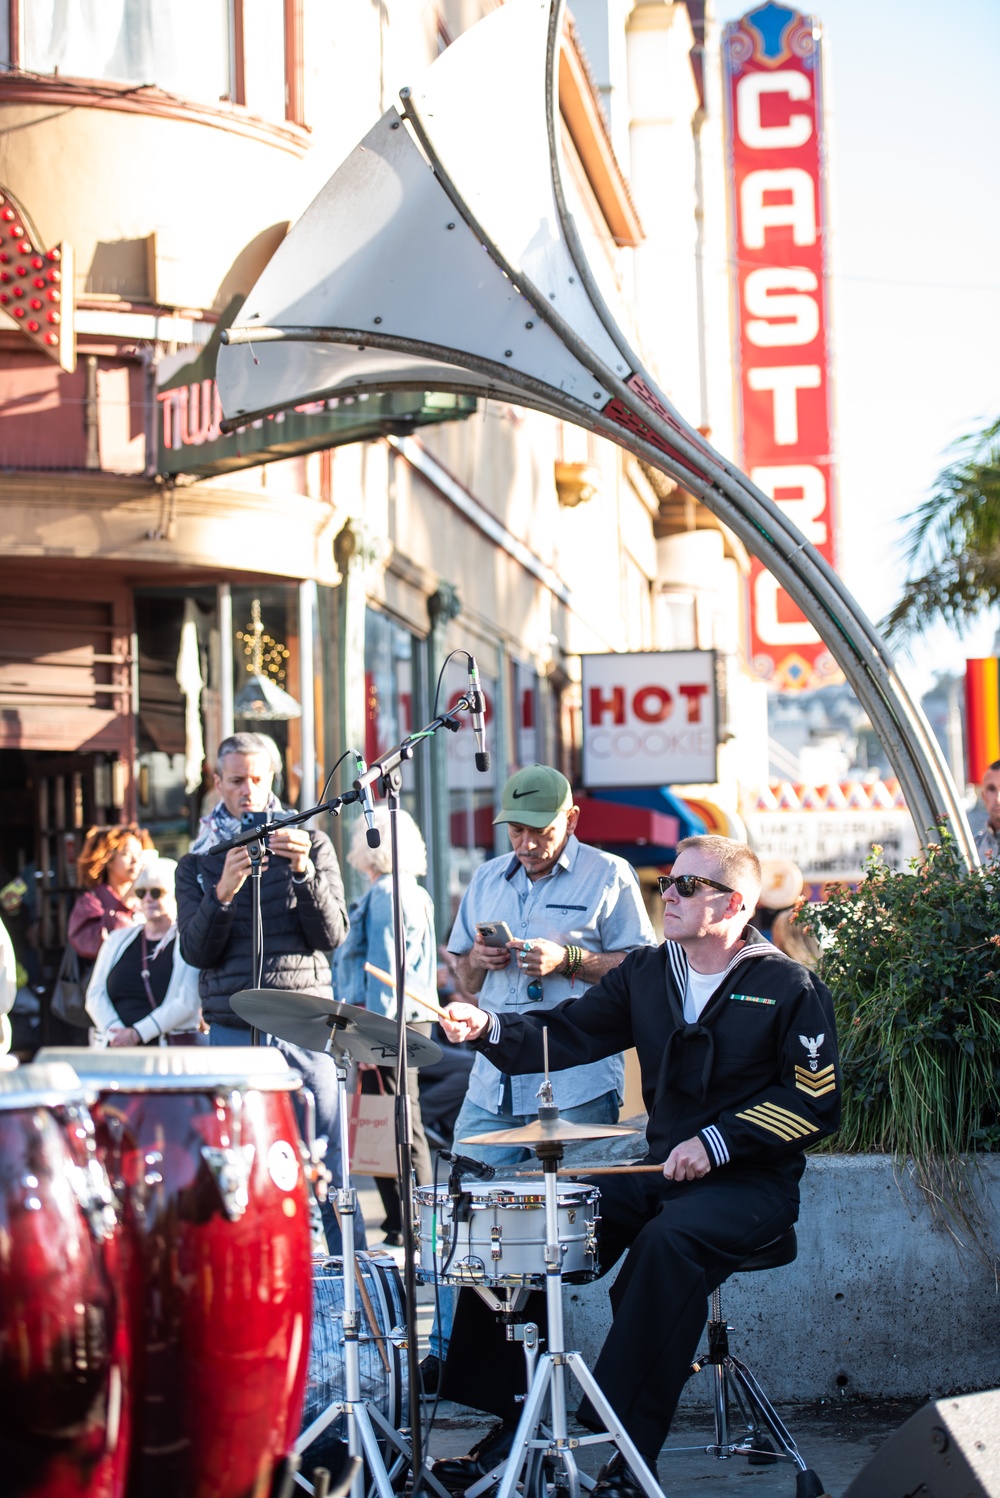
[{"x1": 562, "y1": 943, "x2": 584, "y2": 988}]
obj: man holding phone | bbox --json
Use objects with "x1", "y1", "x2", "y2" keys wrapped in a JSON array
[
  {"x1": 421, "y1": 764, "x2": 655, "y2": 1407},
  {"x1": 175, "y1": 731, "x2": 357, "y2": 1250}
]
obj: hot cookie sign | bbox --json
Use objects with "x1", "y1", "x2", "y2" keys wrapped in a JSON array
[
  {"x1": 723, "y1": 5, "x2": 840, "y2": 691},
  {"x1": 581, "y1": 652, "x2": 717, "y2": 788}
]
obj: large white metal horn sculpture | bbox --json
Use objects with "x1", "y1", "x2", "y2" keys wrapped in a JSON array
[{"x1": 217, "y1": 0, "x2": 973, "y2": 863}]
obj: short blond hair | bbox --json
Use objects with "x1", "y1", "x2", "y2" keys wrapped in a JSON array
[{"x1": 676, "y1": 835, "x2": 762, "y2": 914}]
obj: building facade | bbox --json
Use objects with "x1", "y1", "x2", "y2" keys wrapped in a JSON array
[{"x1": 0, "y1": 0, "x2": 764, "y2": 976}]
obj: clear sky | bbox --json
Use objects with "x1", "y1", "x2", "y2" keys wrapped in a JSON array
[{"x1": 714, "y1": 0, "x2": 1000, "y2": 696}]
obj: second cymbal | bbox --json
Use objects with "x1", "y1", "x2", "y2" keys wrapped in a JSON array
[
  {"x1": 230, "y1": 989, "x2": 441, "y2": 1066},
  {"x1": 461, "y1": 1116, "x2": 639, "y2": 1147}
]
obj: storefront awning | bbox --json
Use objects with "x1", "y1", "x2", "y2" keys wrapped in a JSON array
[
  {"x1": 157, "y1": 298, "x2": 476, "y2": 478},
  {"x1": 574, "y1": 788, "x2": 707, "y2": 868}
]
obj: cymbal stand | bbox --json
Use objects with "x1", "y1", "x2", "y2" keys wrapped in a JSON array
[
  {"x1": 294, "y1": 1034, "x2": 452, "y2": 1498},
  {"x1": 493, "y1": 1088, "x2": 666, "y2": 1498},
  {"x1": 295, "y1": 1034, "x2": 405, "y2": 1498}
]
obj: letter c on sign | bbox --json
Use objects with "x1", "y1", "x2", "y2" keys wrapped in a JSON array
[{"x1": 737, "y1": 72, "x2": 813, "y2": 151}]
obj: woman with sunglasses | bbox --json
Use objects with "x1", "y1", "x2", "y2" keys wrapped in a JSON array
[{"x1": 85, "y1": 856, "x2": 201, "y2": 1047}]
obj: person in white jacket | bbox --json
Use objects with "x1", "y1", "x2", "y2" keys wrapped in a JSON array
[
  {"x1": 86, "y1": 855, "x2": 201, "y2": 1046},
  {"x1": 0, "y1": 912, "x2": 16, "y2": 1055}
]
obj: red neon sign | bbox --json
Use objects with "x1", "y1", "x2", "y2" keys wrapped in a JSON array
[{"x1": 723, "y1": 5, "x2": 840, "y2": 691}]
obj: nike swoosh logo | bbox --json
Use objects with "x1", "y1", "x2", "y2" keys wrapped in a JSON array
[{"x1": 511, "y1": 789, "x2": 536, "y2": 798}]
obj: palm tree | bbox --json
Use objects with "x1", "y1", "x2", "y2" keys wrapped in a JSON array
[{"x1": 881, "y1": 416, "x2": 1000, "y2": 641}]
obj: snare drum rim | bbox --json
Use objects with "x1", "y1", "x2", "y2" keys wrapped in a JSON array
[{"x1": 414, "y1": 1180, "x2": 600, "y2": 1209}]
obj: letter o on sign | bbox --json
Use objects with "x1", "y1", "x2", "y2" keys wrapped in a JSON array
[{"x1": 633, "y1": 686, "x2": 672, "y2": 723}]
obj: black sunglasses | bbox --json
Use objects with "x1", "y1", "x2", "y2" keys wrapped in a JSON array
[
  {"x1": 134, "y1": 886, "x2": 167, "y2": 900},
  {"x1": 658, "y1": 874, "x2": 742, "y2": 908}
]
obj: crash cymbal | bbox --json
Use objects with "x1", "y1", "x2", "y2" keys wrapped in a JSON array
[
  {"x1": 461, "y1": 1117, "x2": 639, "y2": 1147},
  {"x1": 229, "y1": 989, "x2": 441, "y2": 1066}
]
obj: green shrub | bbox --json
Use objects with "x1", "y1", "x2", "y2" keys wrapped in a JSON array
[{"x1": 797, "y1": 834, "x2": 1000, "y2": 1257}]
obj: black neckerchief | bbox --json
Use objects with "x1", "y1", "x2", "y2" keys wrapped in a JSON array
[{"x1": 660, "y1": 927, "x2": 767, "y2": 1101}]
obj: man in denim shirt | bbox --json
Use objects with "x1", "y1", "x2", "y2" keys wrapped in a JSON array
[{"x1": 420, "y1": 765, "x2": 655, "y2": 1403}]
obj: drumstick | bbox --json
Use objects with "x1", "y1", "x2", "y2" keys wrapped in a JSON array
[
  {"x1": 363, "y1": 961, "x2": 446, "y2": 1019},
  {"x1": 505, "y1": 1163, "x2": 665, "y2": 1178}
]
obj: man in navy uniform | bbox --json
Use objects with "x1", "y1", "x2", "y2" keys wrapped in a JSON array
[{"x1": 435, "y1": 835, "x2": 840, "y2": 1497}]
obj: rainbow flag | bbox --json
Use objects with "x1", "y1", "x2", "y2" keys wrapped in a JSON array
[{"x1": 964, "y1": 658, "x2": 1000, "y2": 784}]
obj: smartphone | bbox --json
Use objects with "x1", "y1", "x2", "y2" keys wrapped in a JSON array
[
  {"x1": 241, "y1": 810, "x2": 270, "y2": 841},
  {"x1": 477, "y1": 920, "x2": 514, "y2": 948}
]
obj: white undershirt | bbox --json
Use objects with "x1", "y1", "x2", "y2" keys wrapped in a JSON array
[{"x1": 684, "y1": 967, "x2": 720, "y2": 1023}]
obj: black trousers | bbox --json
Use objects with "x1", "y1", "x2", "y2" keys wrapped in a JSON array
[{"x1": 439, "y1": 1166, "x2": 798, "y2": 1462}]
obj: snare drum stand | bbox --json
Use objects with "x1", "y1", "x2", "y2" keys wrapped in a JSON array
[
  {"x1": 493, "y1": 1102, "x2": 666, "y2": 1498},
  {"x1": 294, "y1": 1037, "x2": 451, "y2": 1498}
]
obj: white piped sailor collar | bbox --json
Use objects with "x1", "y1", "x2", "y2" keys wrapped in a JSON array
[{"x1": 665, "y1": 928, "x2": 766, "y2": 996}]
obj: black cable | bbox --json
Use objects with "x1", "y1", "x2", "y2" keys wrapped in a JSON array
[{"x1": 317, "y1": 746, "x2": 356, "y2": 806}]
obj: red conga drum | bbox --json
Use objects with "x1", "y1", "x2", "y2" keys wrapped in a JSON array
[
  {"x1": 40, "y1": 1047, "x2": 313, "y2": 1498},
  {"x1": 0, "y1": 1061, "x2": 129, "y2": 1498}
]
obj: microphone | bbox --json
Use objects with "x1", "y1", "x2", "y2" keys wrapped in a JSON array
[
  {"x1": 354, "y1": 752, "x2": 381, "y2": 848},
  {"x1": 440, "y1": 1149, "x2": 496, "y2": 1181},
  {"x1": 467, "y1": 655, "x2": 491, "y2": 772}
]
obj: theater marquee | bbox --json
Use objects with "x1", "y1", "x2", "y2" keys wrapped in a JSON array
[{"x1": 723, "y1": 4, "x2": 840, "y2": 691}]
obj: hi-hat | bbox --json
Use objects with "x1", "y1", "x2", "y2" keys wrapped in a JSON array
[
  {"x1": 461, "y1": 1117, "x2": 638, "y2": 1147},
  {"x1": 230, "y1": 989, "x2": 441, "y2": 1066}
]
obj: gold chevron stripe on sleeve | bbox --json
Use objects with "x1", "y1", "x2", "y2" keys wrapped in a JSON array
[
  {"x1": 795, "y1": 1065, "x2": 836, "y2": 1096},
  {"x1": 735, "y1": 1102, "x2": 820, "y2": 1141}
]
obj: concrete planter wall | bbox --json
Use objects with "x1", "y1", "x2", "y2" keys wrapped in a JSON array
[{"x1": 563, "y1": 1153, "x2": 1000, "y2": 1403}]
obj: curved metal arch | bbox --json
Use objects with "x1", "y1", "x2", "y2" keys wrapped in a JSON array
[{"x1": 218, "y1": 0, "x2": 972, "y2": 863}]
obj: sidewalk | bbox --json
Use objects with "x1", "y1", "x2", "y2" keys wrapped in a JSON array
[{"x1": 352, "y1": 1181, "x2": 914, "y2": 1497}]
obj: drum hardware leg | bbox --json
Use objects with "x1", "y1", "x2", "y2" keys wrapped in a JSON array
[
  {"x1": 296, "y1": 1051, "x2": 427, "y2": 1498},
  {"x1": 271, "y1": 1452, "x2": 303, "y2": 1498},
  {"x1": 493, "y1": 1134, "x2": 666, "y2": 1498}
]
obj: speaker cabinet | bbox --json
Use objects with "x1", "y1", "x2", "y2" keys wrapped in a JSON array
[{"x1": 844, "y1": 1389, "x2": 1000, "y2": 1497}]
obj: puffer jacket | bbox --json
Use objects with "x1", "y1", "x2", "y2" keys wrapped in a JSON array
[{"x1": 175, "y1": 830, "x2": 349, "y2": 1029}]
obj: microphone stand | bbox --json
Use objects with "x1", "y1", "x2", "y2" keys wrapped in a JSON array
[
  {"x1": 211, "y1": 790, "x2": 372, "y2": 1046},
  {"x1": 353, "y1": 693, "x2": 480, "y2": 1495}
]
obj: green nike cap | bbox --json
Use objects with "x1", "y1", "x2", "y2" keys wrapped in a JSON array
[{"x1": 493, "y1": 765, "x2": 574, "y2": 828}]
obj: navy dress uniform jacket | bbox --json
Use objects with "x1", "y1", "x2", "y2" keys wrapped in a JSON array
[{"x1": 474, "y1": 926, "x2": 841, "y2": 1184}]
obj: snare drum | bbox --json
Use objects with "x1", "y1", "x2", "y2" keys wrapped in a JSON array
[
  {"x1": 414, "y1": 1179, "x2": 600, "y2": 1286},
  {"x1": 39, "y1": 1047, "x2": 313, "y2": 1498},
  {"x1": 0, "y1": 1062, "x2": 128, "y2": 1498}
]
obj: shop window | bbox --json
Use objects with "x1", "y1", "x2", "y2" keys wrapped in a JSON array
[
  {"x1": 364, "y1": 608, "x2": 420, "y2": 825},
  {"x1": 231, "y1": 584, "x2": 302, "y2": 806},
  {"x1": 510, "y1": 658, "x2": 542, "y2": 769},
  {"x1": 21, "y1": 0, "x2": 232, "y2": 106},
  {"x1": 14, "y1": 0, "x2": 302, "y2": 124},
  {"x1": 443, "y1": 655, "x2": 497, "y2": 888},
  {"x1": 134, "y1": 588, "x2": 218, "y2": 857}
]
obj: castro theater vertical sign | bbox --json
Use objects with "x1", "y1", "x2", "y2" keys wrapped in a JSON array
[{"x1": 723, "y1": 5, "x2": 840, "y2": 691}]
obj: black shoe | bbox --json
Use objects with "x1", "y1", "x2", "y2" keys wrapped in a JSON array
[
  {"x1": 419, "y1": 1353, "x2": 442, "y2": 1396},
  {"x1": 431, "y1": 1421, "x2": 515, "y2": 1489},
  {"x1": 593, "y1": 1452, "x2": 649, "y2": 1498},
  {"x1": 381, "y1": 1230, "x2": 404, "y2": 1247}
]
